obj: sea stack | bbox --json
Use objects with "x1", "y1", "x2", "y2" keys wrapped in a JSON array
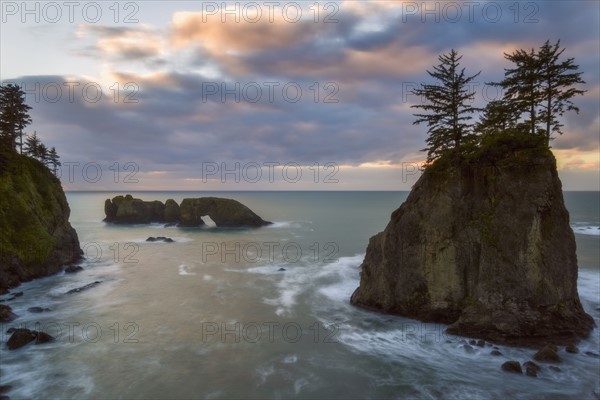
[
  {"x1": 103, "y1": 195, "x2": 271, "y2": 228},
  {"x1": 351, "y1": 143, "x2": 594, "y2": 346}
]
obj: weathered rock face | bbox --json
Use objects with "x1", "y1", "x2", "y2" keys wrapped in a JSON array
[
  {"x1": 0, "y1": 150, "x2": 82, "y2": 295},
  {"x1": 104, "y1": 195, "x2": 165, "y2": 224},
  {"x1": 179, "y1": 197, "x2": 271, "y2": 227},
  {"x1": 164, "y1": 199, "x2": 180, "y2": 223},
  {"x1": 103, "y1": 195, "x2": 271, "y2": 228},
  {"x1": 351, "y1": 147, "x2": 594, "y2": 346}
]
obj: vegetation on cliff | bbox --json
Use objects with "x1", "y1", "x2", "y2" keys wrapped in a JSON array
[
  {"x1": 411, "y1": 40, "x2": 586, "y2": 165},
  {"x1": 0, "y1": 86, "x2": 81, "y2": 295}
]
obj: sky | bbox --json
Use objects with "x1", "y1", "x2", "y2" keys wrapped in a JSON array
[{"x1": 1, "y1": 0, "x2": 599, "y2": 191}]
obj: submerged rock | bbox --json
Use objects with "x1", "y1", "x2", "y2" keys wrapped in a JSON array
[
  {"x1": 351, "y1": 146, "x2": 594, "y2": 346},
  {"x1": 27, "y1": 306, "x2": 51, "y2": 313},
  {"x1": 523, "y1": 361, "x2": 541, "y2": 377},
  {"x1": 565, "y1": 344, "x2": 579, "y2": 354},
  {"x1": 6, "y1": 292, "x2": 23, "y2": 301},
  {"x1": 146, "y1": 236, "x2": 174, "y2": 243},
  {"x1": 6, "y1": 329, "x2": 36, "y2": 350},
  {"x1": 0, "y1": 305, "x2": 17, "y2": 322},
  {"x1": 501, "y1": 361, "x2": 522, "y2": 374},
  {"x1": 64, "y1": 265, "x2": 83, "y2": 274},
  {"x1": 6, "y1": 329, "x2": 54, "y2": 350},
  {"x1": 66, "y1": 281, "x2": 101, "y2": 294},
  {"x1": 34, "y1": 331, "x2": 54, "y2": 344},
  {"x1": 533, "y1": 345, "x2": 561, "y2": 363}
]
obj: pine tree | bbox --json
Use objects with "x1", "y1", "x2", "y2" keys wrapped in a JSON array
[
  {"x1": 475, "y1": 99, "x2": 520, "y2": 135},
  {"x1": 493, "y1": 48, "x2": 541, "y2": 136},
  {"x1": 37, "y1": 143, "x2": 48, "y2": 165},
  {"x1": 492, "y1": 40, "x2": 585, "y2": 143},
  {"x1": 537, "y1": 40, "x2": 586, "y2": 144},
  {"x1": 24, "y1": 132, "x2": 41, "y2": 158},
  {"x1": 48, "y1": 146, "x2": 61, "y2": 175},
  {"x1": 0, "y1": 84, "x2": 32, "y2": 153},
  {"x1": 411, "y1": 49, "x2": 481, "y2": 163}
]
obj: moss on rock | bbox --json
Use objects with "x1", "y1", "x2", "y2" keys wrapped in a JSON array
[{"x1": 0, "y1": 149, "x2": 82, "y2": 294}]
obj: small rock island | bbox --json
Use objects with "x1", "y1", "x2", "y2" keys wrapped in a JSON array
[
  {"x1": 104, "y1": 194, "x2": 271, "y2": 228},
  {"x1": 351, "y1": 140, "x2": 594, "y2": 346}
]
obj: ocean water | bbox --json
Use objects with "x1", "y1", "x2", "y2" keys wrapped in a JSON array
[{"x1": 1, "y1": 191, "x2": 598, "y2": 399}]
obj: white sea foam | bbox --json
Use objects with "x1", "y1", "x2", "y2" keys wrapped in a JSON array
[
  {"x1": 267, "y1": 221, "x2": 298, "y2": 228},
  {"x1": 203, "y1": 274, "x2": 213, "y2": 281},
  {"x1": 572, "y1": 225, "x2": 600, "y2": 236},
  {"x1": 148, "y1": 222, "x2": 173, "y2": 229},
  {"x1": 255, "y1": 365, "x2": 275, "y2": 385},
  {"x1": 578, "y1": 269, "x2": 600, "y2": 310},
  {"x1": 257, "y1": 254, "x2": 364, "y2": 316},
  {"x1": 315, "y1": 255, "x2": 364, "y2": 303},
  {"x1": 281, "y1": 354, "x2": 298, "y2": 364},
  {"x1": 178, "y1": 264, "x2": 197, "y2": 276},
  {"x1": 1, "y1": 347, "x2": 95, "y2": 399},
  {"x1": 293, "y1": 377, "x2": 310, "y2": 395},
  {"x1": 201, "y1": 215, "x2": 217, "y2": 227}
]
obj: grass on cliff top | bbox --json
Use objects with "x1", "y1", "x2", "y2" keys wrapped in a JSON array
[{"x1": 0, "y1": 148, "x2": 61, "y2": 264}]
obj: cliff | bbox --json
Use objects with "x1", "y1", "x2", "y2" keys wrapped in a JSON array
[
  {"x1": 351, "y1": 139, "x2": 594, "y2": 346},
  {"x1": 0, "y1": 149, "x2": 82, "y2": 294}
]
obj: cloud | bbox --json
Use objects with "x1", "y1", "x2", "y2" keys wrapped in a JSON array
[
  {"x1": 3, "y1": 1, "x2": 598, "y2": 189},
  {"x1": 74, "y1": 24, "x2": 166, "y2": 61}
]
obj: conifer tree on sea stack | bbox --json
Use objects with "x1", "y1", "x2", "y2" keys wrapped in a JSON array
[
  {"x1": 492, "y1": 40, "x2": 586, "y2": 144},
  {"x1": 411, "y1": 49, "x2": 481, "y2": 163},
  {"x1": 493, "y1": 47, "x2": 541, "y2": 136},
  {"x1": 537, "y1": 40, "x2": 586, "y2": 144},
  {"x1": 0, "y1": 84, "x2": 32, "y2": 153},
  {"x1": 475, "y1": 99, "x2": 521, "y2": 135}
]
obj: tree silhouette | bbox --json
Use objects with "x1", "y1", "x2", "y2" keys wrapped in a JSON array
[
  {"x1": 411, "y1": 49, "x2": 481, "y2": 162},
  {"x1": 37, "y1": 143, "x2": 49, "y2": 165},
  {"x1": 48, "y1": 146, "x2": 61, "y2": 175},
  {"x1": 475, "y1": 99, "x2": 521, "y2": 135},
  {"x1": 0, "y1": 84, "x2": 32, "y2": 153},
  {"x1": 492, "y1": 40, "x2": 585, "y2": 143},
  {"x1": 537, "y1": 40, "x2": 586, "y2": 143},
  {"x1": 24, "y1": 132, "x2": 41, "y2": 158},
  {"x1": 493, "y1": 48, "x2": 541, "y2": 136}
]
